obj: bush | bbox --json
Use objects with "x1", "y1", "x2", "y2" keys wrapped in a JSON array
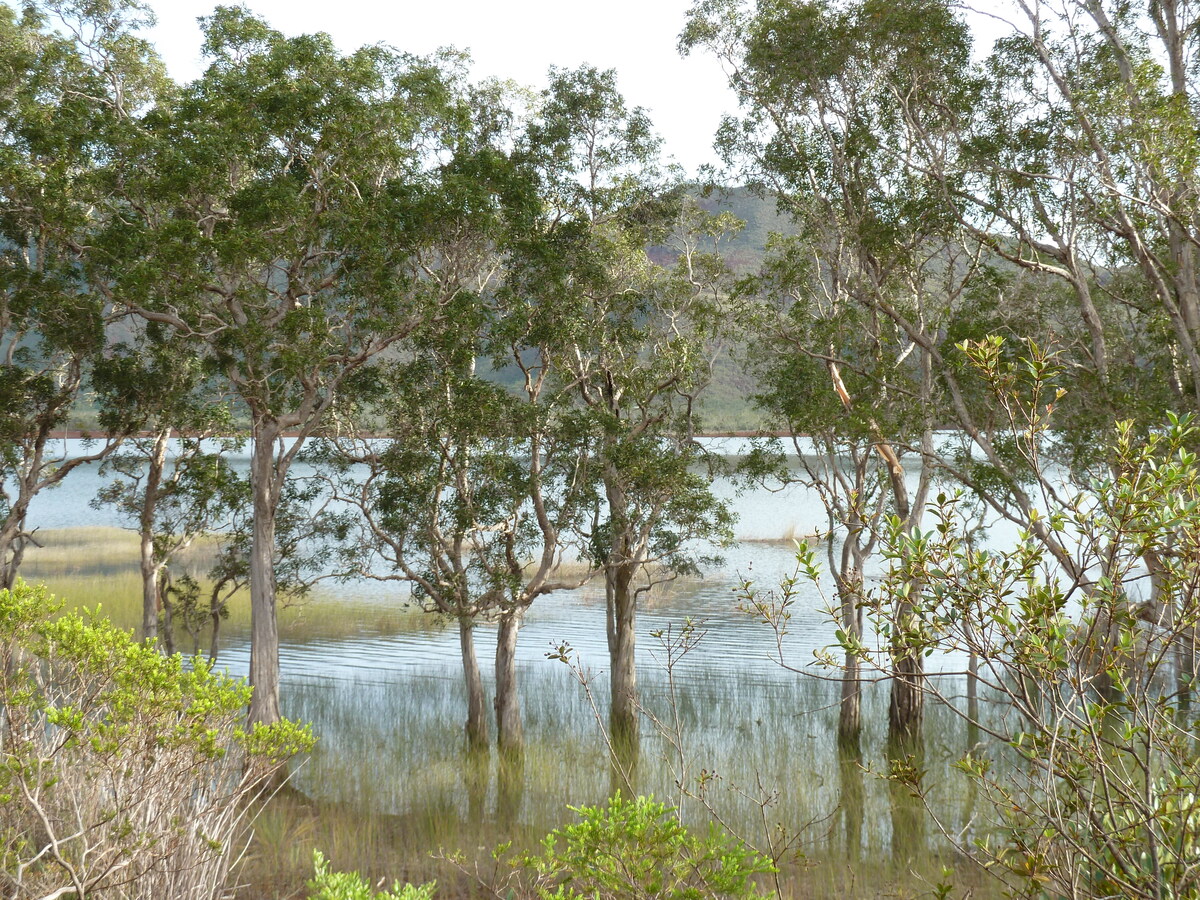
[
  {"x1": 0, "y1": 581, "x2": 314, "y2": 900},
  {"x1": 306, "y1": 851, "x2": 436, "y2": 900},
  {"x1": 516, "y1": 793, "x2": 774, "y2": 900},
  {"x1": 843, "y1": 413, "x2": 1200, "y2": 899}
]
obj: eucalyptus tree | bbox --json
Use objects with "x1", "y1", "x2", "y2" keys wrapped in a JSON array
[
  {"x1": 965, "y1": 0, "x2": 1200, "y2": 414},
  {"x1": 0, "y1": 0, "x2": 167, "y2": 589},
  {"x1": 322, "y1": 327, "x2": 598, "y2": 756},
  {"x1": 937, "y1": 2, "x2": 1200, "y2": 693},
  {"x1": 315, "y1": 115, "x2": 600, "y2": 754},
  {"x1": 748, "y1": 236, "x2": 917, "y2": 748},
  {"x1": 102, "y1": 9, "x2": 477, "y2": 724},
  {"x1": 683, "y1": 0, "x2": 980, "y2": 743},
  {"x1": 519, "y1": 67, "x2": 738, "y2": 761},
  {"x1": 89, "y1": 332, "x2": 247, "y2": 645}
]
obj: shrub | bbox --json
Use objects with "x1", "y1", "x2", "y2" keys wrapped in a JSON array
[
  {"x1": 0, "y1": 581, "x2": 314, "y2": 900},
  {"x1": 517, "y1": 793, "x2": 774, "y2": 900},
  {"x1": 838, "y1": 412, "x2": 1200, "y2": 899},
  {"x1": 306, "y1": 851, "x2": 436, "y2": 900}
]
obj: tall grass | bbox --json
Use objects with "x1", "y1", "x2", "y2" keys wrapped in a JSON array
[{"x1": 269, "y1": 664, "x2": 1003, "y2": 899}]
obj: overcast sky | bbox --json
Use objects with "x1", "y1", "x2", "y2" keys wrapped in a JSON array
[{"x1": 138, "y1": 0, "x2": 738, "y2": 178}]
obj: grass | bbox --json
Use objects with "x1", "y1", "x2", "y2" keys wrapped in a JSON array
[
  {"x1": 738, "y1": 523, "x2": 819, "y2": 544},
  {"x1": 19, "y1": 527, "x2": 430, "y2": 644}
]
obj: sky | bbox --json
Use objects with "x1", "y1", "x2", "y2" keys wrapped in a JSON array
[{"x1": 139, "y1": 0, "x2": 738, "y2": 178}]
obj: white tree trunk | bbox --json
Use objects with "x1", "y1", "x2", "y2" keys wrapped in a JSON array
[
  {"x1": 247, "y1": 422, "x2": 282, "y2": 726},
  {"x1": 459, "y1": 618, "x2": 488, "y2": 749}
]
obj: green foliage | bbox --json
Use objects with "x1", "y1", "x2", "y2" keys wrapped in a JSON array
[
  {"x1": 307, "y1": 850, "x2": 436, "y2": 900},
  {"x1": 516, "y1": 794, "x2": 774, "y2": 900},
  {"x1": 842, "y1": 407, "x2": 1200, "y2": 898},
  {"x1": 0, "y1": 0, "x2": 169, "y2": 586},
  {"x1": 0, "y1": 580, "x2": 313, "y2": 899},
  {"x1": 518, "y1": 69, "x2": 741, "y2": 589}
]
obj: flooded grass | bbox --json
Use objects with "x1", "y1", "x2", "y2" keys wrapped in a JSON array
[{"x1": 271, "y1": 664, "x2": 1005, "y2": 899}]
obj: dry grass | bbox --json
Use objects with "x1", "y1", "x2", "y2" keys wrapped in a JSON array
[
  {"x1": 18, "y1": 527, "x2": 430, "y2": 642},
  {"x1": 738, "y1": 524, "x2": 819, "y2": 545}
]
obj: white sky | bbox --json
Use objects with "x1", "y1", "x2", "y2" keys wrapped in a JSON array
[{"x1": 139, "y1": 0, "x2": 738, "y2": 178}]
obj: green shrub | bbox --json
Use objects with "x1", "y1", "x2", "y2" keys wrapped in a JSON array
[
  {"x1": 517, "y1": 793, "x2": 774, "y2": 900},
  {"x1": 0, "y1": 581, "x2": 314, "y2": 900},
  {"x1": 307, "y1": 850, "x2": 436, "y2": 900}
]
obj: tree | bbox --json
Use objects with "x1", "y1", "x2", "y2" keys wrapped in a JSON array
[
  {"x1": 0, "y1": 0, "x2": 167, "y2": 589},
  {"x1": 309, "y1": 80, "x2": 601, "y2": 761},
  {"x1": 519, "y1": 67, "x2": 738, "y2": 764},
  {"x1": 102, "y1": 10, "x2": 476, "y2": 723},
  {"x1": 91, "y1": 333, "x2": 247, "y2": 645},
  {"x1": 682, "y1": 0, "x2": 977, "y2": 743},
  {"x1": 321, "y1": 333, "x2": 597, "y2": 757},
  {"x1": 965, "y1": 1, "x2": 1200, "y2": 414}
]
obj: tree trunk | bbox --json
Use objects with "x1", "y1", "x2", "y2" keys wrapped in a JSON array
[
  {"x1": 607, "y1": 562, "x2": 639, "y2": 760},
  {"x1": 247, "y1": 422, "x2": 282, "y2": 726},
  {"x1": 494, "y1": 608, "x2": 523, "y2": 752},
  {"x1": 139, "y1": 430, "x2": 169, "y2": 644},
  {"x1": 836, "y1": 568, "x2": 864, "y2": 749},
  {"x1": 0, "y1": 484, "x2": 35, "y2": 591},
  {"x1": 209, "y1": 599, "x2": 222, "y2": 665},
  {"x1": 888, "y1": 647, "x2": 924, "y2": 747},
  {"x1": 459, "y1": 618, "x2": 489, "y2": 750},
  {"x1": 838, "y1": 633, "x2": 862, "y2": 750},
  {"x1": 0, "y1": 418, "x2": 58, "y2": 590}
]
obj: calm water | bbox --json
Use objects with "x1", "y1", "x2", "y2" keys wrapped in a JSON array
[{"x1": 26, "y1": 438, "x2": 1011, "y2": 876}]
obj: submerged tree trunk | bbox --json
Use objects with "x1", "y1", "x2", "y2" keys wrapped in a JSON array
[
  {"x1": 889, "y1": 557, "x2": 926, "y2": 746},
  {"x1": 459, "y1": 617, "x2": 489, "y2": 750},
  {"x1": 247, "y1": 421, "x2": 283, "y2": 726},
  {"x1": 838, "y1": 584, "x2": 862, "y2": 749},
  {"x1": 886, "y1": 419, "x2": 931, "y2": 748},
  {"x1": 888, "y1": 646, "x2": 924, "y2": 746},
  {"x1": 495, "y1": 607, "x2": 523, "y2": 752}
]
